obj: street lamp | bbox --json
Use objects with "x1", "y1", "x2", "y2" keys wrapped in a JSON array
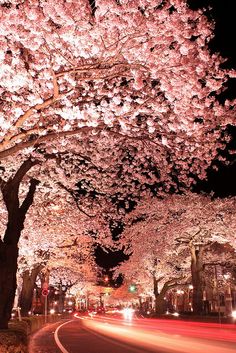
[{"x1": 187, "y1": 285, "x2": 193, "y2": 312}]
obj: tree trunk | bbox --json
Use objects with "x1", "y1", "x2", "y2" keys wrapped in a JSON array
[
  {"x1": 155, "y1": 293, "x2": 166, "y2": 314},
  {"x1": 153, "y1": 276, "x2": 159, "y2": 314},
  {"x1": 0, "y1": 242, "x2": 18, "y2": 329},
  {"x1": 191, "y1": 246, "x2": 204, "y2": 315},
  {"x1": 0, "y1": 159, "x2": 39, "y2": 328},
  {"x1": 19, "y1": 266, "x2": 42, "y2": 317},
  {"x1": 153, "y1": 276, "x2": 167, "y2": 314},
  {"x1": 154, "y1": 276, "x2": 181, "y2": 315}
]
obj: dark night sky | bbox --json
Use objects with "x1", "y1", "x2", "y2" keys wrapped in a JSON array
[
  {"x1": 191, "y1": 0, "x2": 236, "y2": 197},
  {"x1": 96, "y1": 0, "x2": 236, "y2": 271}
]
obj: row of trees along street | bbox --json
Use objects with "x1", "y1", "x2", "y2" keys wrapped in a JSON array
[
  {"x1": 114, "y1": 193, "x2": 236, "y2": 315},
  {"x1": 0, "y1": 0, "x2": 235, "y2": 328}
]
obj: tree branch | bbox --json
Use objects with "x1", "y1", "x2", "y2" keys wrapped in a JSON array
[
  {"x1": 1, "y1": 96, "x2": 59, "y2": 147},
  {"x1": 0, "y1": 127, "x2": 93, "y2": 159},
  {"x1": 10, "y1": 159, "x2": 39, "y2": 187},
  {"x1": 57, "y1": 182, "x2": 96, "y2": 218},
  {"x1": 20, "y1": 178, "x2": 40, "y2": 215},
  {"x1": 1, "y1": 159, "x2": 39, "y2": 212},
  {"x1": 0, "y1": 125, "x2": 160, "y2": 160},
  {"x1": 162, "y1": 277, "x2": 183, "y2": 292}
]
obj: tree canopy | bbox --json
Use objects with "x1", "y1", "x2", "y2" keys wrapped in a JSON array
[
  {"x1": 1, "y1": 0, "x2": 235, "y2": 190},
  {"x1": 0, "y1": 0, "x2": 235, "y2": 327}
]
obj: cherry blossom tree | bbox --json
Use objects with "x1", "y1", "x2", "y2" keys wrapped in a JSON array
[
  {"x1": 0, "y1": 159, "x2": 40, "y2": 328},
  {"x1": 118, "y1": 192, "x2": 236, "y2": 314},
  {"x1": 116, "y1": 221, "x2": 189, "y2": 314},
  {"x1": 171, "y1": 194, "x2": 236, "y2": 314},
  {"x1": 0, "y1": 0, "x2": 236, "y2": 327},
  {"x1": 199, "y1": 243, "x2": 236, "y2": 313},
  {"x1": 0, "y1": 0, "x2": 235, "y2": 183},
  {"x1": 48, "y1": 253, "x2": 97, "y2": 314},
  {"x1": 16, "y1": 190, "x2": 105, "y2": 316},
  {"x1": 0, "y1": 162, "x2": 112, "y2": 325}
]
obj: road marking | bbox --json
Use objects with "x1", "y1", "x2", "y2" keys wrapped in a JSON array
[{"x1": 54, "y1": 320, "x2": 74, "y2": 353}]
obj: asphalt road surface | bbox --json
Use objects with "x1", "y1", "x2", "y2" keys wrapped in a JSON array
[
  {"x1": 29, "y1": 317, "x2": 151, "y2": 353},
  {"x1": 29, "y1": 313, "x2": 236, "y2": 353}
]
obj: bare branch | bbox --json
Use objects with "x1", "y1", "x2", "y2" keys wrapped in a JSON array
[{"x1": 57, "y1": 182, "x2": 96, "y2": 218}]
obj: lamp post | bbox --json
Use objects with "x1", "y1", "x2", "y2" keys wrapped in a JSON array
[
  {"x1": 188, "y1": 285, "x2": 193, "y2": 312},
  {"x1": 214, "y1": 265, "x2": 221, "y2": 324},
  {"x1": 42, "y1": 282, "x2": 49, "y2": 323}
]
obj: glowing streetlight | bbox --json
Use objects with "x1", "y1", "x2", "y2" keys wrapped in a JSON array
[{"x1": 129, "y1": 284, "x2": 137, "y2": 293}]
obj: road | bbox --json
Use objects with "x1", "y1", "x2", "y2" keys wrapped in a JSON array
[
  {"x1": 29, "y1": 316, "x2": 150, "y2": 353},
  {"x1": 29, "y1": 312, "x2": 236, "y2": 353}
]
